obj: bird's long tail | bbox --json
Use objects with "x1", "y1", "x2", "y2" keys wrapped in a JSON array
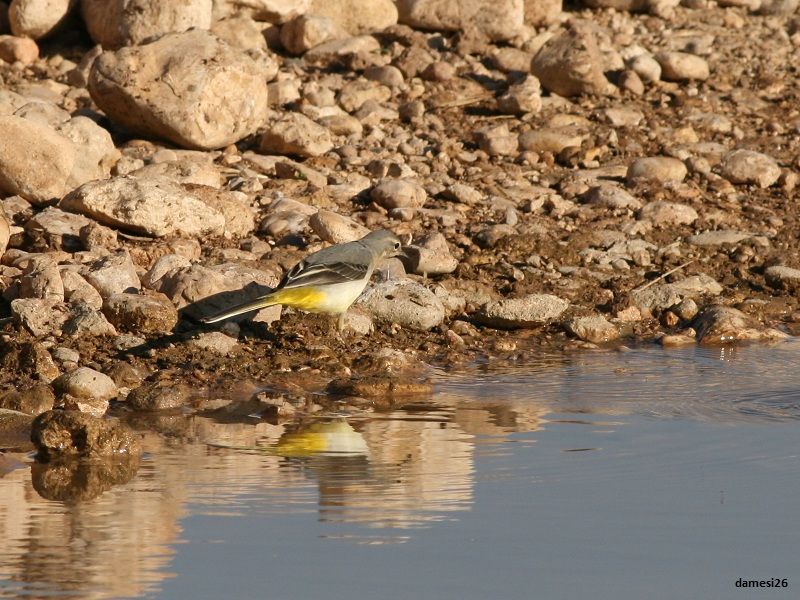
[{"x1": 201, "y1": 292, "x2": 280, "y2": 324}]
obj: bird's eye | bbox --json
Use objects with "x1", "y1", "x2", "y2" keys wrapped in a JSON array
[{"x1": 394, "y1": 242, "x2": 401, "y2": 250}]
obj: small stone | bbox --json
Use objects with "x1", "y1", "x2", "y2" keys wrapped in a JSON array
[
  {"x1": 618, "y1": 70, "x2": 645, "y2": 95},
  {"x1": 279, "y1": 15, "x2": 345, "y2": 55},
  {"x1": 358, "y1": 280, "x2": 445, "y2": 331},
  {"x1": 687, "y1": 230, "x2": 752, "y2": 246},
  {"x1": 638, "y1": 201, "x2": 698, "y2": 225},
  {"x1": 364, "y1": 65, "x2": 404, "y2": 88},
  {"x1": 629, "y1": 54, "x2": 661, "y2": 82},
  {"x1": 63, "y1": 304, "x2": 118, "y2": 338},
  {"x1": 442, "y1": 183, "x2": 482, "y2": 205},
  {"x1": 31, "y1": 410, "x2": 140, "y2": 459},
  {"x1": 371, "y1": 179, "x2": 426, "y2": 209},
  {"x1": 519, "y1": 128, "x2": 586, "y2": 154},
  {"x1": 475, "y1": 294, "x2": 569, "y2": 329},
  {"x1": 531, "y1": 21, "x2": 615, "y2": 97},
  {"x1": 658, "y1": 333, "x2": 696, "y2": 347},
  {"x1": 103, "y1": 292, "x2": 178, "y2": 334},
  {"x1": 188, "y1": 331, "x2": 239, "y2": 356},
  {"x1": 396, "y1": 0, "x2": 523, "y2": 41},
  {"x1": 338, "y1": 80, "x2": 391, "y2": 113},
  {"x1": 401, "y1": 232, "x2": 458, "y2": 275},
  {"x1": 420, "y1": 61, "x2": 455, "y2": 81},
  {"x1": 309, "y1": 210, "x2": 370, "y2": 244},
  {"x1": 719, "y1": 149, "x2": 781, "y2": 188},
  {"x1": 0, "y1": 35, "x2": 39, "y2": 64},
  {"x1": 655, "y1": 52, "x2": 709, "y2": 81},
  {"x1": 566, "y1": 315, "x2": 620, "y2": 343},
  {"x1": 53, "y1": 367, "x2": 118, "y2": 402},
  {"x1": 127, "y1": 381, "x2": 191, "y2": 411},
  {"x1": 340, "y1": 308, "x2": 373, "y2": 335},
  {"x1": 674, "y1": 298, "x2": 699, "y2": 321},
  {"x1": 582, "y1": 184, "x2": 642, "y2": 210},
  {"x1": 474, "y1": 124, "x2": 518, "y2": 157},
  {"x1": 11, "y1": 298, "x2": 68, "y2": 337},
  {"x1": 259, "y1": 112, "x2": 333, "y2": 158},
  {"x1": 497, "y1": 75, "x2": 542, "y2": 115},
  {"x1": 627, "y1": 156, "x2": 687, "y2": 184},
  {"x1": 82, "y1": 250, "x2": 140, "y2": 298},
  {"x1": 61, "y1": 269, "x2": 104, "y2": 309}
]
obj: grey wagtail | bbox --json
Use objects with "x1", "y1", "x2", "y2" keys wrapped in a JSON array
[{"x1": 202, "y1": 229, "x2": 403, "y2": 329}]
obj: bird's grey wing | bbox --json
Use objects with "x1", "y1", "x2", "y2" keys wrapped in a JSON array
[{"x1": 281, "y1": 260, "x2": 369, "y2": 288}]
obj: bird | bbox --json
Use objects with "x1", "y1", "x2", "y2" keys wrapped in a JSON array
[{"x1": 201, "y1": 229, "x2": 403, "y2": 330}]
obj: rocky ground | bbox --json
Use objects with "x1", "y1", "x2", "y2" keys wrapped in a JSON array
[{"x1": 0, "y1": 0, "x2": 799, "y2": 461}]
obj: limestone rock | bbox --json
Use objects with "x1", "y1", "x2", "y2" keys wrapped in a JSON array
[
  {"x1": 309, "y1": 0, "x2": 397, "y2": 34},
  {"x1": 61, "y1": 176, "x2": 226, "y2": 238},
  {"x1": 53, "y1": 367, "x2": 117, "y2": 402},
  {"x1": 524, "y1": 0, "x2": 562, "y2": 26},
  {"x1": 309, "y1": 210, "x2": 370, "y2": 244},
  {"x1": 259, "y1": 112, "x2": 333, "y2": 158},
  {"x1": 475, "y1": 294, "x2": 569, "y2": 329},
  {"x1": 187, "y1": 331, "x2": 239, "y2": 355},
  {"x1": 81, "y1": 0, "x2": 213, "y2": 49},
  {"x1": 532, "y1": 21, "x2": 614, "y2": 97},
  {"x1": 719, "y1": 149, "x2": 781, "y2": 188},
  {"x1": 764, "y1": 266, "x2": 800, "y2": 291},
  {"x1": 82, "y1": 251, "x2": 140, "y2": 298},
  {"x1": 127, "y1": 381, "x2": 190, "y2": 411},
  {"x1": 0, "y1": 384, "x2": 54, "y2": 416},
  {"x1": 497, "y1": 75, "x2": 542, "y2": 115},
  {"x1": 358, "y1": 280, "x2": 445, "y2": 331},
  {"x1": 401, "y1": 232, "x2": 458, "y2": 275},
  {"x1": 371, "y1": 179, "x2": 426, "y2": 209},
  {"x1": 397, "y1": 0, "x2": 524, "y2": 42},
  {"x1": 566, "y1": 314, "x2": 619, "y2": 343},
  {"x1": 627, "y1": 156, "x2": 687, "y2": 183},
  {"x1": 11, "y1": 298, "x2": 68, "y2": 337},
  {"x1": 638, "y1": 201, "x2": 698, "y2": 225},
  {"x1": 89, "y1": 30, "x2": 269, "y2": 150},
  {"x1": 279, "y1": 14, "x2": 346, "y2": 55},
  {"x1": 655, "y1": 52, "x2": 709, "y2": 81}
]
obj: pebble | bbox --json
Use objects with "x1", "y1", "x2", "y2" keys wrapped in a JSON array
[
  {"x1": 127, "y1": 380, "x2": 192, "y2": 411},
  {"x1": 0, "y1": 35, "x2": 39, "y2": 64},
  {"x1": 187, "y1": 331, "x2": 239, "y2": 356},
  {"x1": 638, "y1": 201, "x2": 698, "y2": 225},
  {"x1": 582, "y1": 184, "x2": 642, "y2": 210},
  {"x1": 260, "y1": 112, "x2": 333, "y2": 158},
  {"x1": 655, "y1": 52, "x2": 710, "y2": 81},
  {"x1": 629, "y1": 54, "x2": 661, "y2": 82},
  {"x1": 497, "y1": 75, "x2": 542, "y2": 115},
  {"x1": 371, "y1": 179, "x2": 427, "y2": 209},
  {"x1": 280, "y1": 15, "x2": 345, "y2": 55},
  {"x1": 519, "y1": 128, "x2": 585, "y2": 154},
  {"x1": 687, "y1": 230, "x2": 752, "y2": 246},
  {"x1": 82, "y1": 250, "x2": 140, "y2": 298},
  {"x1": 309, "y1": 209, "x2": 370, "y2": 244},
  {"x1": 566, "y1": 315, "x2": 620, "y2": 343},
  {"x1": 53, "y1": 367, "x2": 118, "y2": 402},
  {"x1": 397, "y1": 0, "x2": 524, "y2": 41},
  {"x1": 474, "y1": 124, "x2": 518, "y2": 157},
  {"x1": 719, "y1": 149, "x2": 781, "y2": 188},
  {"x1": 627, "y1": 156, "x2": 687, "y2": 184},
  {"x1": 475, "y1": 294, "x2": 569, "y2": 329},
  {"x1": 401, "y1": 232, "x2": 459, "y2": 275}
]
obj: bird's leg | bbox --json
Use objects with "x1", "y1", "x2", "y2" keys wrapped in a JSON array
[{"x1": 337, "y1": 312, "x2": 346, "y2": 333}]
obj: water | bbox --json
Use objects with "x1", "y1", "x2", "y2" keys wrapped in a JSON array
[{"x1": 1, "y1": 343, "x2": 800, "y2": 599}]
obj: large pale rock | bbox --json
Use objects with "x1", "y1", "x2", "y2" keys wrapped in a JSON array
[
  {"x1": 61, "y1": 176, "x2": 226, "y2": 238},
  {"x1": 0, "y1": 115, "x2": 74, "y2": 203},
  {"x1": 309, "y1": 210, "x2": 370, "y2": 244},
  {"x1": 81, "y1": 0, "x2": 213, "y2": 49},
  {"x1": 694, "y1": 306, "x2": 787, "y2": 345},
  {"x1": 532, "y1": 21, "x2": 614, "y2": 97},
  {"x1": 358, "y1": 280, "x2": 445, "y2": 331},
  {"x1": 82, "y1": 250, "x2": 140, "y2": 298},
  {"x1": 9, "y1": 0, "x2": 74, "y2": 39},
  {"x1": 184, "y1": 186, "x2": 255, "y2": 238},
  {"x1": 88, "y1": 30, "x2": 269, "y2": 150},
  {"x1": 402, "y1": 232, "x2": 458, "y2": 275},
  {"x1": 397, "y1": 0, "x2": 524, "y2": 41},
  {"x1": 309, "y1": 0, "x2": 397, "y2": 35},
  {"x1": 259, "y1": 112, "x2": 333, "y2": 158}
]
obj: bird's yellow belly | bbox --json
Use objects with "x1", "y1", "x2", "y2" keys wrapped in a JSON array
[{"x1": 271, "y1": 280, "x2": 367, "y2": 314}]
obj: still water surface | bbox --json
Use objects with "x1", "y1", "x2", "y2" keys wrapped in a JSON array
[{"x1": 1, "y1": 343, "x2": 800, "y2": 599}]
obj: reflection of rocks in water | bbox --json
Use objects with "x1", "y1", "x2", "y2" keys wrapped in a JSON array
[
  {"x1": 0, "y1": 409, "x2": 35, "y2": 452},
  {"x1": 31, "y1": 455, "x2": 140, "y2": 502},
  {"x1": 124, "y1": 412, "x2": 192, "y2": 438}
]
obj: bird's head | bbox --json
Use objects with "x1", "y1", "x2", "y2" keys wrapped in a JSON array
[{"x1": 362, "y1": 229, "x2": 404, "y2": 258}]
